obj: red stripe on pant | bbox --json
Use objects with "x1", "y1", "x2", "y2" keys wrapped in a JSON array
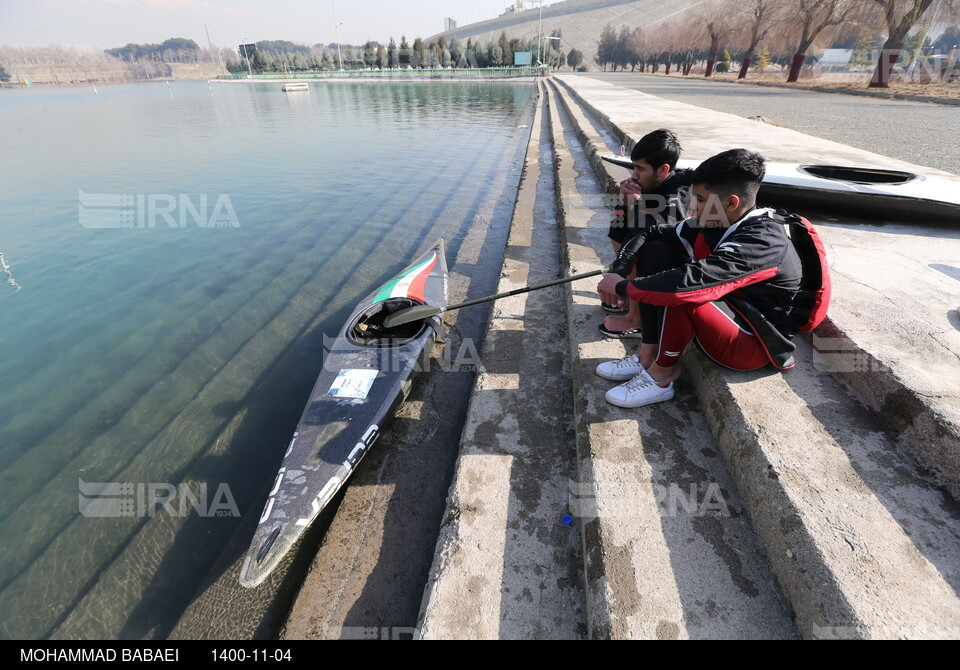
[{"x1": 655, "y1": 302, "x2": 769, "y2": 371}]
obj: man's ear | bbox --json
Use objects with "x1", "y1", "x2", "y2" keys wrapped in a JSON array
[
  {"x1": 724, "y1": 193, "x2": 741, "y2": 212},
  {"x1": 658, "y1": 164, "x2": 671, "y2": 180}
]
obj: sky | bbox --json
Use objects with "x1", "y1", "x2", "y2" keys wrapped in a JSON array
[{"x1": 0, "y1": 0, "x2": 558, "y2": 50}]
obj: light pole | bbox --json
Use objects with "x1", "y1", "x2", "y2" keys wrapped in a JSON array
[
  {"x1": 332, "y1": 0, "x2": 344, "y2": 71},
  {"x1": 537, "y1": 0, "x2": 543, "y2": 66},
  {"x1": 238, "y1": 18, "x2": 252, "y2": 76}
]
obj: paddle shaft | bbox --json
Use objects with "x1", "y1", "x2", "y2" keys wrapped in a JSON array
[
  {"x1": 382, "y1": 267, "x2": 609, "y2": 328},
  {"x1": 443, "y1": 267, "x2": 605, "y2": 313}
]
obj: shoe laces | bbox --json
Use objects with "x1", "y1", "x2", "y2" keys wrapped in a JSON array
[
  {"x1": 624, "y1": 373, "x2": 657, "y2": 391},
  {"x1": 614, "y1": 354, "x2": 641, "y2": 370}
]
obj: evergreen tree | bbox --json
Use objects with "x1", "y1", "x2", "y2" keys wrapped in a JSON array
[
  {"x1": 716, "y1": 49, "x2": 731, "y2": 73},
  {"x1": 0, "y1": 63, "x2": 10, "y2": 83},
  {"x1": 388, "y1": 37, "x2": 399, "y2": 68},
  {"x1": 490, "y1": 43, "x2": 504, "y2": 67},
  {"x1": 597, "y1": 24, "x2": 617, "y2": 71},
  {"x1": 413, "y1": 37, "x2": 426, "y2": 68},
  {"x1": 363, "y1": 42, "x2": 377, "y2": 69},
  {"x1": 428, "y1": 43, "x2": 441, "y2": 68},
  {"x1": 399, "y1": 35, "x2": 411, "y2": 67},
  {"x1": 851, "y1": 34, "x2": 877, "y2": 71},
  {"x1": 753, "y1": 46, "x2": 771, "y2": 73},
  {"x1": 450, "y1": 38, "x2": 466, "y2": 67},
  {"x1": 498, "y1": 32, "x2": 513, "y2": 66},
  {"x1": 615, "y1": 26, "x2": 630, "y2": 72},
  {"x1": 903, "y1": 31, "x2": 929, "y2": 69},
  {"x1": 252, "y1": 49, "x2": 268, "y2": 72}
]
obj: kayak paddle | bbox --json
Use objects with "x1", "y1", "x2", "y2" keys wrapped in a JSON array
[{"x1": 382, "y1": 267, "x2": 609, "y2": 329}]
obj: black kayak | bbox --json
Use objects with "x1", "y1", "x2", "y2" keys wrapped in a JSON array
[{"x1": 239, "y1": 240, "x2": 449, "y2": 588}]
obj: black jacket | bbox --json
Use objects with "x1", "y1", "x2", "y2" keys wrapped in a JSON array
[{"x1": 614, "y1": 208, "x2": 804, "y2": 369}]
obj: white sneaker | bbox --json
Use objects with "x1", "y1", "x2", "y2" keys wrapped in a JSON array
[
  {"x1": 596, "y1": 354, "x2": 651, "y2": 381},
  {"x1": 605, "y1": 373, "x2": 675, "y2": 408}
]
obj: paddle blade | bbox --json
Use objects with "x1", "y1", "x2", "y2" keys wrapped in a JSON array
[{"x1": 382, "y1": 304, "x2": 444, "y2": 329}]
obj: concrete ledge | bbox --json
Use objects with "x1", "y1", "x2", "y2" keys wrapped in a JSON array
[{"x1": 686, "y1": 341, "x2": 960, "y2": 639}]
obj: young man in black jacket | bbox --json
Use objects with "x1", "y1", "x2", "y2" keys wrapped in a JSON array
[
  {"x1": 595, "y1": 149, "x2": 804, "y2": 408},
  {"x1": 601, "y1": 129, "x2": 691, "y2": 338}
]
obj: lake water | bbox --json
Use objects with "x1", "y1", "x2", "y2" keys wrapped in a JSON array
[{"x1": 0, "y1": 79, "x2": 536, "y2": 639}]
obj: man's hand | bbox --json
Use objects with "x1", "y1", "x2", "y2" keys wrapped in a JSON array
[
  {"x1": 597, "y1": 273, "x2": 624, "y2": 299},
  {"x1": 619, "y1": 177, "x2": 642, "y2": 206}
]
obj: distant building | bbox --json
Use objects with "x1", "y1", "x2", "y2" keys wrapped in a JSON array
[
  {"x1": 503, "y1": 1, "x2": 529, "y2": 15},
  {"x1": 445, "y1": 18, "x2": 457, "y2": 32}
]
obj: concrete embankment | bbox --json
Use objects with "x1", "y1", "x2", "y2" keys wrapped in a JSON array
[{"x1": 416, "y1": 74, "x2": 960, "y2": 639}]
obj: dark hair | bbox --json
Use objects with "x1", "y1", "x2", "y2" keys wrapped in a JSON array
[
  {"x1": 630, "y1": 128, "x2": 681, "y2": 171},
  {"x1": 691, "y1": 149, "x2": 766, "y2": 204}
]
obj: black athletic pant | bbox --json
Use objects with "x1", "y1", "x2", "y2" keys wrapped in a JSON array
[{"x1": 634, "y1": 240, "x2": 688, "y2": 346}]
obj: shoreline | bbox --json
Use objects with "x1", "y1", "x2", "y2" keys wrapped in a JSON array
[{"x1": 0, "y1": 65, "x2": 552, "y2": 89}]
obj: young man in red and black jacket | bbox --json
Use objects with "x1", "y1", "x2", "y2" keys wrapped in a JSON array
[
  {"x1": 601, "y1": 128, "x2": 692, "y2": 338},
  {"x1": 595, "y1": 148, "x2": 804, "y2": 408}
]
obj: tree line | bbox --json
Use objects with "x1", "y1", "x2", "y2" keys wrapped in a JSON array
[
  {"x1": 593, "y1": 0, "x2": 960, "y2": 88},
  {"x1": 105, "y1": 38, "x2": 202, "y2": 63},
  {"x1": 225, "y1": 31, "x2": 584, "y2": 73}
]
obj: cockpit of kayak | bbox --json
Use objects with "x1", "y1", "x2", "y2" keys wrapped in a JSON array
[{"x1": 348, "y1": 297, "x2": 433, "y2": 347}]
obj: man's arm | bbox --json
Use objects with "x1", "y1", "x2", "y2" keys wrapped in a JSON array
[
  {"x1": 608, "y1": 222, "x2": 682, "y2": 277},
  {"x1": 616, "y1": 223, "x2": 791, "y2": 306}
]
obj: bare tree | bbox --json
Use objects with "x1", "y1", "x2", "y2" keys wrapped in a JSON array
[
  {"x1": 782, "y1": 0, "x2": 863, "y2": 81},
  {"x1": 676, "y1": 13, "x2": 709, "y2": 75},
  {"x1": 734, "y1": 0, "x2": 788, "y2": 78},
  {"x1": 646, "y1": 25, "x2": 670, "y2": 73},
  {"x1": 692, "y1": 0, "x2": 738, "y2": 77},
  {"x1": 867, "y1": 0, "x2": 953, "y2": 87},
  {"x1": 659, "y1": 22, "x2": 678, "y2": 74},
  {"x1": 625, "y1": 26, "x2": 646, "y2": 72}
]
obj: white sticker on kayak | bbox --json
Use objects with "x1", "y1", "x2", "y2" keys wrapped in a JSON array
[{"x1": 327, "y1": 369, "x2": 378, "y2": 400}]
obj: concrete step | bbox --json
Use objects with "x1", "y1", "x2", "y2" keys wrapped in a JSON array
[
  {"x1": 546, "y1": 75, "x2": 960, "y2": 639},
  {"x1": 418, "y1": 80, "x2": 585, "y2": 639},
  {"x1": 543, "y1": 79, "x2": 798, "y2": 640}
]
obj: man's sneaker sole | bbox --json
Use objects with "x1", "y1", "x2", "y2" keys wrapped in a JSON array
[
  {"x1": 601, "y1": 302, "x2": 628, "y2": 315},
  {"x1": 598, "y1": 323, "x2": 643, "y2": 339}
]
